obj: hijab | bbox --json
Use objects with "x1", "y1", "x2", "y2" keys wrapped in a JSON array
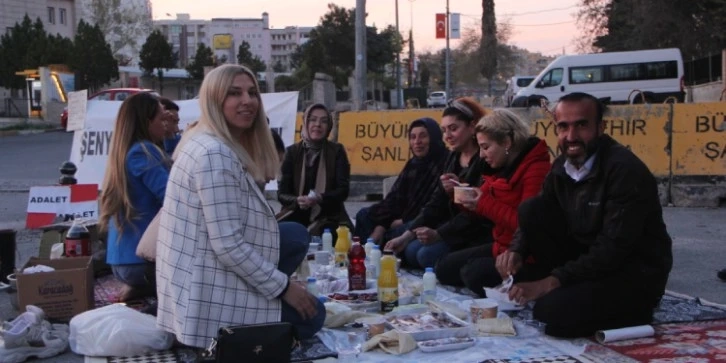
[{"x1": 301, "y1": 103, "x2": 333, "y2": 167}]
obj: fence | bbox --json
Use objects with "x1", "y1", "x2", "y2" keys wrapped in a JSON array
[
  {"x1": 1, "y1": 98, "x2": 29, "y2": 118},
  {"x1": 684, "y1": 53, "x2": 723, "y2": 86}
]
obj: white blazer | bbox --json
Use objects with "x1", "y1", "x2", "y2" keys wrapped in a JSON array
[{"x1": 156, "y1": 132, "x2": 287, "y2": 348}]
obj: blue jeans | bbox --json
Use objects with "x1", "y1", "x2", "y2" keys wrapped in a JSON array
[
  {"x1": 354, "y1": 207, "x2": 411, "y2": 244},
  {"x1": 403, "y1": 239, "x2": 451, "y2": 270},
  {"x1": 278, "y1": 221, "x2": 326, "y2": 339}
]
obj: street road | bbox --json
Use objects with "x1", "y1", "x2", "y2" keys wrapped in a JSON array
[{"x1": 0, "y1": 132, "x2": 724, "y2": 362}]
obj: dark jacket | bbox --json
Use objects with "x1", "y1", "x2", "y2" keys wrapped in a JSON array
[
  {"x1": 278, "y1": 141, "x2": 352, "y2": 227},
  {"x1": 368, "y1": 118, "x2": 450, "y2": 229},
  {"x1": 475, "y1": 137, "x2": 551, "y2": 257},
  {"x1": 409, "y1": 151, "x2": 494, "y2": 249},
  {"x1": 511, "y1": 135, "x2": 673, "y2": 297}
]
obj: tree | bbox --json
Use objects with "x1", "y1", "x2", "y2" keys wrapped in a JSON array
[
  {"x1": 139, "y1": 29, "x2": 175, "y2": 94},
  {"x1": 367, "y1": 25, "x2": 402, "y2": 73},
  {"x1": 0, "y1": 15, "x2": 74, "y2": 90},
  {"x1": 69, "y1": 20, "x2": 119, "y2": 92},
  {"x1": 272, "y1": 60, "x2": 286, "y2": 73},
  {"x1": 236, "y1": 41, "x2": 267, "y2": 73},
  {"x1": 419, "y1": 63, "x2": 431, "y2": 88},
  {"x1": 185, "y1": 43, "x2": 214, "y2": 80},
  {"x1": 407, "y1": 30, "x2": 415, "y2": 87},
  {"x1": 294, "y1": 4, "x2": 403, "y2": 88},
  {"x1": 480, "y1": 0, "x2": 498, "y2": 95},
  {"x1": 577, "y1": 0, "x2": 726, "y2": 58},
  {"x1": 83, "y1": 0, "x2": 153, "y2": 62}
]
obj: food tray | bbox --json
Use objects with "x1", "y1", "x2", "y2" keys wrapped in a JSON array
[
  {"x1": 417, "y1": 337, "x2": 476, "y2": 353},
  {"x1": 386, "y1": 310, "x2": 473, "y2": 341}
]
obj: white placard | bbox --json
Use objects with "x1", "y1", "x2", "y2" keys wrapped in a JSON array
[
  {"x1": 26, "y1": 186, "x2": 72, "y2": 213},
  {"x1": 66, "y1": 89, "x2": 88, "y2": 132}
]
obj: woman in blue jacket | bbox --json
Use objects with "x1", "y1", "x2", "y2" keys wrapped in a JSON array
[{"x1": 99, "y1": 92, "x2": 170, "y2": 302}]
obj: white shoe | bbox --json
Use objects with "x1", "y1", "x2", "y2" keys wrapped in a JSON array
[{"x1": 0, "y1": 306, "x2": 69, "y2": 363}]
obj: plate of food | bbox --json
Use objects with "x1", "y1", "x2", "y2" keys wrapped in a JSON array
[
  {"x1": 386, "y1": 310, "x2": 472, "y2": 341},
  {"x1": 417, "y1": 337, "x2": 476, "y2": 353},
  {"x1": 326, "y1": 291, "x2": 379, "y2": 310}
]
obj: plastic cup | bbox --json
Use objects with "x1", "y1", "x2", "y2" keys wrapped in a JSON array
[{"x1": 454, "y1": 186, "x2": 477, "y2": 204}]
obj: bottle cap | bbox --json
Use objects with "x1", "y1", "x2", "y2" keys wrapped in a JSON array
[
  {"x1": 425, "y1": 267, "x2": 434, "y2": 273},
  {"x1": 323, "y1": 228, "x2": 331, "y2": 233},
  {"x1": 383, "y1": 250, "x2": 394, "y2": 255},
  {"x1": 366, "y1": 237, "x2": 374, "y2": 244},
  {"x1": 307, "y1": 277, "x2": 316, "y2": 282}
]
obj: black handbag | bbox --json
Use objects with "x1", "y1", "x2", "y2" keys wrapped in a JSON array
[{"x1": 203, "y1": 322, "x2": 299, "y2": 363}]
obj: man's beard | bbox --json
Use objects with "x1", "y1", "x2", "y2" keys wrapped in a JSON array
[{"x1": 560, "y1": 138, "x2": 599, "y2": 168}]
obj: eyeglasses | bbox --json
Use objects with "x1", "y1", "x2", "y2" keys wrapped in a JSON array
[{"x1": 446, "y1": 99, "x2": 474, "y2": 120}]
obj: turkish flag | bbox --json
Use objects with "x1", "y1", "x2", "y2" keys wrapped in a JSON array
[{"x1": 436, "y1": 13, "x2": 446, "y2": 39}]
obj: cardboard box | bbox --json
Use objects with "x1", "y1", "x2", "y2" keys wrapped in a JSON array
[{"x1": 16, "y1": 256, "x2": 94, "y2": 321}]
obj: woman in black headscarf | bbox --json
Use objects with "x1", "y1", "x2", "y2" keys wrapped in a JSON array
[
  {"x1": 355, "y1": 117, "x2": 449, "y2": 245},
  {"x1": 278, "y1": 103, "x2": 352, "y2": 238}
]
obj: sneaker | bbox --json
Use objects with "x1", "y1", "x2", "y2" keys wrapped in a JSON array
[{"x1": 0, "y1": 309, "x2": 69, "y2": 363}]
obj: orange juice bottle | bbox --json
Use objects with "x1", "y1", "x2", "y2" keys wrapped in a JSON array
[
  {"x1": 334, "y1": 225, "x2": 351, "y2": 267},
  {"x1": 377, "y1": 251, "x2": 399, "y2": 312}
]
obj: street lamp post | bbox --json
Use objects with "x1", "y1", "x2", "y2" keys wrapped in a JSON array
[
  {"x1": 445, "y1": 0, "x2": 450, "y2": 100},
  {"x1": 395, "y1": 0, "x2": 402, "y2": 109},
  {"x1": 354, "y1": 0, "x2": 367, "y2": 111}
]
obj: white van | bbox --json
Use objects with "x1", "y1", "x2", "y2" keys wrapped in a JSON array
[{"x1": 514, "y1": 48, "x2": 684, "y2": 105}]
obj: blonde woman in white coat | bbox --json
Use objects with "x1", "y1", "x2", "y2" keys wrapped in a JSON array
[{"x1": 156, "y1": 64, "x2": 324, "y2": 348}]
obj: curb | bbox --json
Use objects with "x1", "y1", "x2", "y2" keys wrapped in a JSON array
[{"x1": 0, "y1": 127, "x2": 65, "y2": 137}]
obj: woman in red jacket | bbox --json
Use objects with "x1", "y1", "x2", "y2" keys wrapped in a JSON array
[{"x1": 435, "y1": 108, "x2": 551, "y2": 297}]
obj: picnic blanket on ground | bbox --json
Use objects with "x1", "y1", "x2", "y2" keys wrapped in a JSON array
[{"x1": 86, "y1": 271, "x2": 726, "y2": 363}]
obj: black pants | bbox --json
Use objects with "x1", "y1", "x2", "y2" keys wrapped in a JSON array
[
  {"x1": 435, "y1": 243, "x2": 501, "y2": 297},
  {"x1": 517, "y1": 196, "x2": 658, "y2": 338}
]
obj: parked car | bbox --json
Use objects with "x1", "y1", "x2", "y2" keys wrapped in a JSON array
[
  {"x1": 426, "y1": 91, "x2": 447, "y2": 108},
  {"x1": 61, "y1": 88, "x2": 156, "y2": 128},
  {"x1": 504, "y1": 76, "x2": 536, "y2": 106}
]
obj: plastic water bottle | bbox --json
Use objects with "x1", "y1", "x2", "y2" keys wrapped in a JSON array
[
  {"x1": 364, "y1": 238, "x2": 375, "y2": 258},
  {"x1": 306, "y1": 277, "x2": 319, "y2": 297},
  {"x1": 422, "y1": 267, "x2": 437, "y2": 303},
  {"x1": 369, "y1": 245, "x2": 382, "y2": 278},
  {"x1": 322, "y1": 228, "x2": 334, "y2": 254}
]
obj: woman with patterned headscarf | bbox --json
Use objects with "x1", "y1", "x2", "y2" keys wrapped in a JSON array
[{"x1": 277, "y1": 103, "x2": 352, "y2": 240}]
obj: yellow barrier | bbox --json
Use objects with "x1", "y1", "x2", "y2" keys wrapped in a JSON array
[
  {"x1": 289, "y1": 103, "x2": 725, "y2": 179},
  {"x1": 671, "y1": 103, "x2": 726, "y2": 175},
  {"x1": 518, "y1": 105, "x2": 672, "y2": 177},
  {"x1": 333, "y1": 106, "x2": 671, "y2": 177},
  {"x1": 337, "y1": 110, "x2": 441, "y2": 176}
]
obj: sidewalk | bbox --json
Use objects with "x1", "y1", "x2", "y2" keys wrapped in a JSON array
[{"x1": 0, "y1": 117, "x2": 63, "y2": 137}]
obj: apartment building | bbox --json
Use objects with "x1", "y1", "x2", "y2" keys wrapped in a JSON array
[
  {"x1": 153, "y1": 13, "x2": 311, "y2": 71},
  {"x1": 270, "y1": 26, "x2": 312, "y2": 71},
  {"x1": 1, "y1": 0, "x2": 81, "y2": 39},
  {"x1": 155, "y1": 14, "x2": 208, "y2": 68}
]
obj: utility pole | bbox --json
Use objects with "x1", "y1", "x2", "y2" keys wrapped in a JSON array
[
  {"x1": 395, "y1": 0, "x2": 402, "y2": 109},
  {"x1": 354, "y1": 0, "x2": 367, "y2": 111},
  {"x1": 445, "y1": 0, "x2": 451, "y2": 100}
]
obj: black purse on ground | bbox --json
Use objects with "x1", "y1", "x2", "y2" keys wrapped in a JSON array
[{"x1": 203, "y1": 322, "x2": 299, "y2": 363}]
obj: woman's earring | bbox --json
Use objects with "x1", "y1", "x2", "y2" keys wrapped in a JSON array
[{"x1": 505, "y1": 148, "x2": 510, "y2": 155}]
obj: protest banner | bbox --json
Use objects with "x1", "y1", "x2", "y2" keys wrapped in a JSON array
[
  {"x1": 69, "y1": 92, "x2": 299, "y2": 188},
  {"x1": 26, "y1": 184, "x2": 99, "y2": 228}
]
